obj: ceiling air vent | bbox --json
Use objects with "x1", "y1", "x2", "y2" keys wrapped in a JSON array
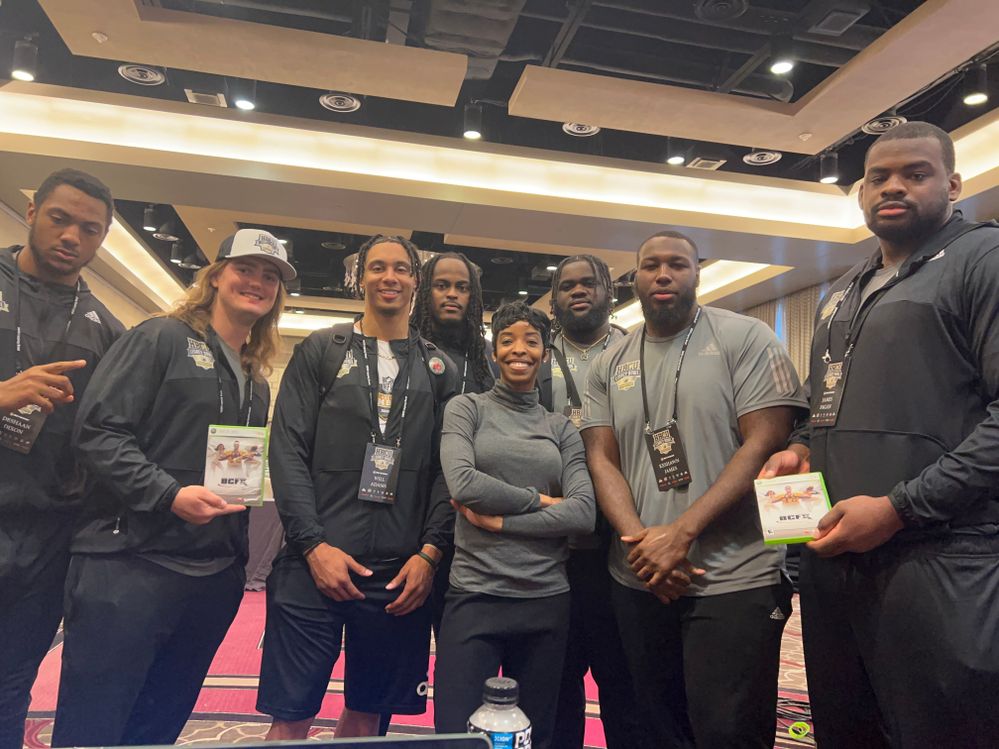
[
  {"x1": 862, "y1": 114, "x2": 908, "y2": 135},
  {"x1": 118, "y1": 64, "x2": 165, "y2": 86},
  {"x1": 184, "y1": 89, "x2": 228, "y2": 107},
  {"x1": 687, "y1": 156, "x2": 727, "y2": 171},
  {"x1": 808, "y1": 2, "x2": 870, "y2": 36},
  {"x1": 743, "y1": 150, "x2": 783, "y2": 166}
]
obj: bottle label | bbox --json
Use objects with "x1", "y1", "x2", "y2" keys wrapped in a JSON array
[{"x1": 468, "y1": 724, "x2": 532, "y2": 749}]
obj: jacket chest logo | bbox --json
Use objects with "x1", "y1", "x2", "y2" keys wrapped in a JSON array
[
  {"x1": 613, "y1": 359, "x2": 641, "y2": 391},
  {"x1": 338, "y1": 351, "x2": 357, "y2": 380},
  {"x1": 186, "y1": 337, "x2": 215, "y2": 370},
  {"x1": 820, "y1": 290, "x2": 846, "y2": 321}
]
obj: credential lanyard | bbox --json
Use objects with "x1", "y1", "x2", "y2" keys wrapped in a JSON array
[
  {"x1": 214, "y1": 358, "x2": 254, "y2": 426},
  {"x1": 640, "y1": 307, "x2": 701, "y2": 433},
  {"x1": 12, "y1": 250, "x2": 80, "y2": 374},
  {"x1": 356, "y1": 323, "x2": 412, "y2": 447}
]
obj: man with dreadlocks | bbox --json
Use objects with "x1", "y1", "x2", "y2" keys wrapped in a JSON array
[
  {"x1": 257, "y1": 235, "x2": 459, "y2": 739},
  {"x1": 540, "y1": 256, "x2": 649, "y2": 749},
  {"x1": 410, "y1": 251, "x2": 495, "y2": 639},
  {"x1": 412, "y1": 252, "x2": 495, "y2": 397}
]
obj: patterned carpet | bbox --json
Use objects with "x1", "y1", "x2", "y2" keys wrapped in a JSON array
[{"x1": 25, "y1": 592, "x2": 814, "y2": 748}]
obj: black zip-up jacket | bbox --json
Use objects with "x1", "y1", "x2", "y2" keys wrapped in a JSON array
[
  {"x1": 269, "y1": 326, "x2": 459, "y2": 561},
  {"x1": 0, "y1": 246, "x2": 123, "y2": 582},
  {"x1": 71, "y1": 317, "x2": 269, "y2": 564},
  {"x1": 795, "y1": 212, "x2": 999, "y2": 534}
]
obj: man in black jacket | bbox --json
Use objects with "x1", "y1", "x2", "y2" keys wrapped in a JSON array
[
  {"x1": 762, "y1": 122, "x2": 999, "y2": 748},
  {"x1": 53, "y1": 229, "x2": 293, "y2": 747},
  {"x1": 258, "y1": 235, "x2": 459, "y2": 739},
  {"x1": 0, "y1": 169, "x2": 123, "y2": 749}
]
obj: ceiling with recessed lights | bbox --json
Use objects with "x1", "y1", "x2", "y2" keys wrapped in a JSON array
[{"x1": 1, "y1": 0, "x2": 998, "y2": 329}]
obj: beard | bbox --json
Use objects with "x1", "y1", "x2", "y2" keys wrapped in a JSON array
[
  {"x1": 866, "y1": 193, "x2": 951, "y2": 245},
  {"x1": 432, "y1": 316, "x2": 468, "y2": 349},
  {"x1": 557, "y1": 297, "x2": 612, "y2": 337},
  {"x1": 640, "y1": 285, "x2": 696, "y2": 332}
]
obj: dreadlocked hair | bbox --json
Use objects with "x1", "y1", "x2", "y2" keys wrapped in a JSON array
[
  {"x1": 411, "y1": 251, "x2": 492, "y2": 388},
  {"x1": 351, "y1": 234, "x2": 424, "y2": 303},
  {"x1": 548, "y1": 254, "x2": 614, "y2": 339}
]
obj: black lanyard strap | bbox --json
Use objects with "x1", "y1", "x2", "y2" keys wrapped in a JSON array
[
  {"x1": 12, "y1": 250, "x2": 80, "y2": 373},
  {"x1": 215, "y1": 367, "x2": 254, "y2": 426},
  {"x1": 553, "y1": 332, "x2": 611, "y2": 409},
  {"x1": 640, "y1": 306, "x2": 701, "y2": 433},
  {"x1": 356, "y1": 320, "x2": 412, "y2": 447}
]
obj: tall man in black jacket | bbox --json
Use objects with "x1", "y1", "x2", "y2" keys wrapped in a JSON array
[
  {"x1": 258, "y1": 235, "x2": 459, "y2": 739},
  {"x1": 0, "y1": 169, "x2": 123, "y2": 749},
  {"x1": 762, "y1": 121, "x2": 999, "y2": 748}
]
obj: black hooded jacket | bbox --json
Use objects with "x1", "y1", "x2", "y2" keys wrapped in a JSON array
[
  {"x1": 795, "y1": 212, "x2": 999, "y2": 535},
  {"x1": 71, "y1": 317, "x2": 269, "y2": 565},
  {"x1": 0, "y1": 246, "x2": 123, "y2": 584}
]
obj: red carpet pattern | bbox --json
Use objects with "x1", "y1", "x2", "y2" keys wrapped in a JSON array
[{"x1": 26, "y1": 592, "x2": 813, "y2": 748}]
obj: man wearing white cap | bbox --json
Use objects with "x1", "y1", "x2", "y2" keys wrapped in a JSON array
[{"x1": 51, "y1": 230, "x2": 293, "y2": 747}]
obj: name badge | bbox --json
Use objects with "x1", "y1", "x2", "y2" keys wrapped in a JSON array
[
  {"x1": 358, "y1": 442, "x2": 401, "y2": 504},
  {"x1": 810, "y1": 359, "x2": 848, "y2": 428},
  {"x1": 0, "y1": 405, "x2": 48, "y2": 455},
  {"x1": 563, "y1": 405, "x2": 582, "y2": 428},
  {"x1": 204, "y1": 424, "x2": 268, "y2": 506},
  {"x1": 644, "y1": 420, "x2": 691, "y2": 491}
]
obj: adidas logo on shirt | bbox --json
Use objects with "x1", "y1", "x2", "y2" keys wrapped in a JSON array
[
  {"x1": 699, "y1": 341, "x2": 720, "y2": 356},
  {"x1": 85, "y1": 310, "x2": 102, "y2": 324},
  {"x1": 769, "y1": 607, "x2": 786, "y2": 621}
]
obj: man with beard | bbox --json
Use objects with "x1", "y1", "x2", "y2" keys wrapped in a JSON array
[
  {"x1": 541, "y1": 255, "x2": 647, "y2": 749},
  {"x1": 0, "y1": 169, "x2": 123, "y2": 749},
  {"x1": 761, "y1": 122, "x2": 999, "y2": 748},
  {"x1": 581, "y1": 231, "x2": 806, "y2": 748},
  {"x1": 410, "y1": 251, "x2": 493, "y2": 633}
]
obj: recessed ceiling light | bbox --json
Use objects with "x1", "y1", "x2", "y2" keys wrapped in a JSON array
[
  {"x1": 294, "y1": 308, "x2": 305, "y2": 314},
  {"x1": 289, "y1": 291, "x2": 301, "y2": 297},
  {"x1": 518, "y1": 290, "x2": 528, "y2": 296},
  {"x1": 278, "y1": 238, "x2": 288, "y2": 244},
  {"x1": 321, "y1": 239, "x2": 347, "y2": 250},
  {"x1": 490, "y1": 256, "x2": 514, "y2": 265},
  {"x1": 546, "y1": 264, "x2": 558, "y2": 272}
]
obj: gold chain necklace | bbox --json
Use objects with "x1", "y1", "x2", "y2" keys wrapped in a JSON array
[{"x1": 561, "y1": 332, "x2": 610, "y2": 360}]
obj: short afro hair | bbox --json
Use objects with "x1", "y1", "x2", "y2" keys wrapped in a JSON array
[{"x1": 490, "y1": 301, "x2": 552, "y2": 349}]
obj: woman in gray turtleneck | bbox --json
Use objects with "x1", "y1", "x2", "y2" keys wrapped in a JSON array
[{"x1": 432, "y1": 302, "x2": 595, "y2": 749}]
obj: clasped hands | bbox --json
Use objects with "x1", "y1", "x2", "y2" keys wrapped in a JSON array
[{"x1": 623, "y1": 523, "x2": 705, "y2": 604}]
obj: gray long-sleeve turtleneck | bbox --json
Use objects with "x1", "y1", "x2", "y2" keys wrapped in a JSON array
[{"x1": 441, "y1": 380, "x2": 595, "y2": 598}]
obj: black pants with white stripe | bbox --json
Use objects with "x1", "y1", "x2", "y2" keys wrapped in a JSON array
[{"x1": 612, "y1": 576, "x2": 792, "y2": 749}]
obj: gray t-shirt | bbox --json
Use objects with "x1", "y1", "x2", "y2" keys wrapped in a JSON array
[
  {"x1": 218, "y1": 338, "x2": 246, "y2": 407},
  {"x1": 442, "y1": 382, "x2": 596, "y2": 598},
  {"x1": 582, "y1": 306, "x2": 807, "y2": 596},
  {"x1": 552, "y1": 328, "x2": 627, "y2": 549},
  {"x1": 551, "y1": 328, "x2": 627, "y2": 415}
]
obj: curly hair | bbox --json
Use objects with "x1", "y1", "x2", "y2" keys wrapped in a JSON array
[
  {"x1": 411, "y1": 251, "x2": 491, "y2": 387},
  {"x1": 548, "y1": 254, "x2": 614, "y2": 339}
]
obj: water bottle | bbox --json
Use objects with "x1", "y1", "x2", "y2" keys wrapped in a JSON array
[{"x1": 467, "y1": 676, "x2": 532, "y2": 749}]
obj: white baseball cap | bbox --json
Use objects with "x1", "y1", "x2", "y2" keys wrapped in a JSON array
[{"x1": 216, "y1": 229, "x2": 297, "y2": 281}]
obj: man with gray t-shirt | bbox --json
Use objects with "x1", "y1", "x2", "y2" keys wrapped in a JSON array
[{"x1": 581, "y1": 230, "x2": 807, "y2": 749}]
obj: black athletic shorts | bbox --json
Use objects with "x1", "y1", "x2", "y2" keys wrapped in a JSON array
[{"x1": 256, "y1": 554, "x2": 431, "y2": 720}]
